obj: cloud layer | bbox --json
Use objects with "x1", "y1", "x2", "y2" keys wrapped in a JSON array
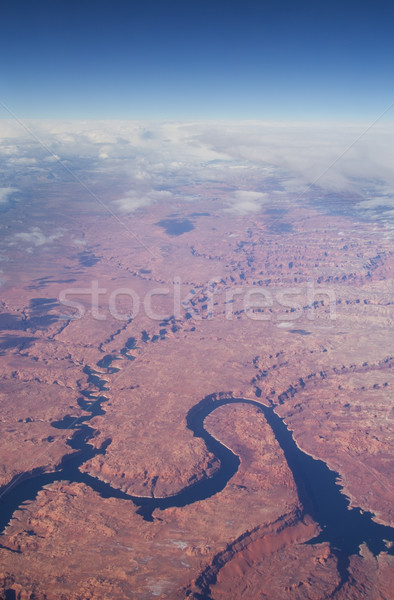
[{"x1": 0, "y1": 120, "x2": 393, "y2": 223}]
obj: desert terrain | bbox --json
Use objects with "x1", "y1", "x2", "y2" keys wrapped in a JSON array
[{"x1": 0, "y1": 157, "x2": 393, "y2": 600}]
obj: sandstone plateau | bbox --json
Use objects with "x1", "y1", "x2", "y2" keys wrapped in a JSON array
[{"x1": 0, "y1": 142, "x2": 393, "y2": 600}]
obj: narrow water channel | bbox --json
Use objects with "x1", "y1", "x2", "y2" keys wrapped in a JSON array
[{"x1": 0, "y1": 372, "x2": 392, "y2": 588}]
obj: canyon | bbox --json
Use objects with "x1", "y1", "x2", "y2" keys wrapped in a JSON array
[{"x1": 0, "y1": 173, "x2": 393, "y2": 599}]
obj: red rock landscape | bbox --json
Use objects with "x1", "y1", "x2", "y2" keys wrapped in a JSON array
[{"x1": 0, "y1": 122, "x2": 393, "y2": 600}]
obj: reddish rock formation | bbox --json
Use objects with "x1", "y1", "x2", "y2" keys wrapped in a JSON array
[{"x1": 0, "y1": 191, "x2": 393, "y2": 599}]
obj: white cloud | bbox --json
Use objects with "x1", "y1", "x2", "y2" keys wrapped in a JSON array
[
  {"x1": 7, "y1": 157, "x2": 37, "y2": 166},
  {"x1": 72, "y1": 237, "x2": 87, "y2": 246},
  {"x1": 0, "y1": 187, "x2": 18, "y2": 204},
  {"x1": 354, "y1": 195, "x2": 394, "y2": 221},
  {"x1": 193, "y1": 121, "x2": 394, "y2": 195},
  {"x1": 356, "y1": 197, "x2": 394, "y2": 210},
  {"x1": 226, "y1": 190, "x2": 269, "y2": 214},
  {"x1": 11, "y1": 227, "x2": 63, "y2": 248},
  {"x1": 114, "y1": 189, "x2": 174, "y2": 213}
]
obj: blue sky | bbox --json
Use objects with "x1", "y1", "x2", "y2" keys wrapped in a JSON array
[{"x1": 1, "y1": 0, "x2": 393, "y2": 120}]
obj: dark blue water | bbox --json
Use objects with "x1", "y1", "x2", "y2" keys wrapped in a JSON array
[
  {"x1": 0, "y1": 382, "x2": 392, "y2": 588},
  {"x1": 156, "y1": 218, "x2": 195, "y2": 236}
]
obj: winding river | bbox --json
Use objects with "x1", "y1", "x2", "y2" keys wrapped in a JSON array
[{"x1": 0, "y1": 361, "x2": 393, "y2": 588}]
